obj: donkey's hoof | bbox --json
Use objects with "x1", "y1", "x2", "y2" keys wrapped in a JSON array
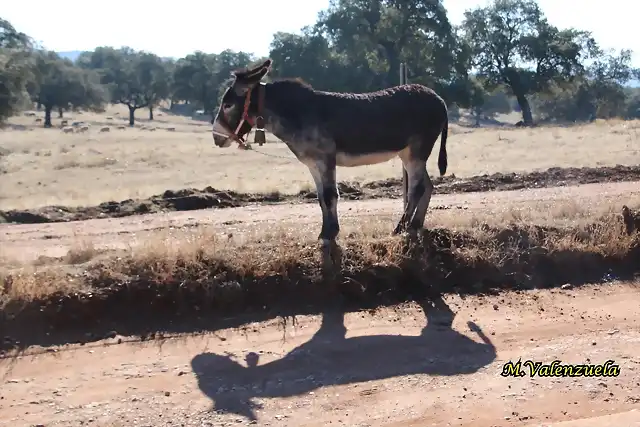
[
  {"x1": 319, "y1": 238, "x2": 337, "y2": 248},
  {"x1": 392, "y1": 227, "x2": 417, "y2": 239},
  {"x1": 406, "y1": 228, "x2": 419, "y2": 239},
  {"x1": 319, "y1": 239, "x2": 342, "y2": 276},
  {"x1": 392, "y1": 225, "x2": 405, "y2": 236}
]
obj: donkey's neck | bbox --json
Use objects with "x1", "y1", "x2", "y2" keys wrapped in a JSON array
[{"x1": 261, "y1": 80, "x2": 321, "y2": 140}]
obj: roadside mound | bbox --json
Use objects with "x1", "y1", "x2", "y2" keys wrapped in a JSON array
[
  {"x1": 2, "y1": 207, "x2": 639, "y2": 352},
  {"x1": 2, "y1": 164, "x2": 640, "y2": 224}
]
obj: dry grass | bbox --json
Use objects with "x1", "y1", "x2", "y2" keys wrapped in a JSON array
[
  {"x1": 2, "y1": 197, "x2": 638, "y2": 320},
  {"x1": 1, "y1": 105, "x2": 640, "y2": 210}
]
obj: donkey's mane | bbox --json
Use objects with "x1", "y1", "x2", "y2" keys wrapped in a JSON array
[
  {"x1": 270, "y1": 77, "x2": 313, "y2": 88},
  {"x1": 268, "y1": 77, "x2": 406, "y2": 101}
]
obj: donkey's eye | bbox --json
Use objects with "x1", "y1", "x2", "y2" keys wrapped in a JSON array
[{"x1": 223, "y1": 103, "x2": 233, "y2": 110}]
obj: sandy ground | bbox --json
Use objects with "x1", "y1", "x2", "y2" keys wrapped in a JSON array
[
  {"x1": 1, "y1": 282, "x2": 639, "y2": 426},
  {"x1": 2, "y1": 180, "x2": 640, "y2": 264},
  {"x1": 2, "y1": 181, "x2": 640, "y2": 426}
]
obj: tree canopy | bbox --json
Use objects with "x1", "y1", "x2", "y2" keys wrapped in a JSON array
[
  {"x1": 1, "y1": 0, "x2": 639, "y2": 127},
  {"x1": 0, "y1": 18, "x2": 35, "y2": 123},
  {"x1": 29, "y1": 51, "x2": 106, "y2": 126}
]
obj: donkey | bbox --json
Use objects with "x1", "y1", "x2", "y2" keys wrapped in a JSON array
[{"x1": 211, "y1": 58, "x2": 449, "y2": 247}]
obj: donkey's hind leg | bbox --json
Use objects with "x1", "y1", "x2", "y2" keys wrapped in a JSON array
[
  {"x1": 409, "y1": 167, "x2": 434, "y2": 230},
  {"x1": 393, "y1": 154, "x2": 428, "y2": 236}
]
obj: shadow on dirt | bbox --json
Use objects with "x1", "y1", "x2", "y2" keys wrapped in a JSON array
[
  {"x1": 2, "y1": 164, "x2": 640, "y2": 224},
  {"x1": 190, "y1": 294, "x2": 495, "y2": 422}
]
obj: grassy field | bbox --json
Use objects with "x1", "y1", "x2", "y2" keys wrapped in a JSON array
[{"x1": 1, "y1": 104, "x2": 639, "y2": 210}]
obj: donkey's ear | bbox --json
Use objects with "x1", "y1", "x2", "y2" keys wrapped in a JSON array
[
  {"x1": 238, "y1": 59, "x2": 272, "y2": 86},
  {"x1": 248, "y1": 65, "x2": 270, "y2": 82},
  {"x1": 244, "y1": 59, "x2": 272, "y2": 79},
  {"x1": 234, "y1": 58, "x2": 273, "y2": 79},
  {"x1": 259, "y1": 58, "x2": 273, "y2": 71}
]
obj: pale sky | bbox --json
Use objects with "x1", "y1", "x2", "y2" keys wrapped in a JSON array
[{"x1": 3, "y1": 0, "x2": 639, "y2": 66}]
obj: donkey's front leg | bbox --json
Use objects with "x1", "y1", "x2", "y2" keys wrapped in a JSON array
[{"x1": 305, "y1": 156, "x2": 340, "y2": 246}]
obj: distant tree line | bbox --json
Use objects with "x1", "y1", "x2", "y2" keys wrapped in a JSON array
[{"x1": 2, "y1": 0, "x2": 640, "y2": 128}]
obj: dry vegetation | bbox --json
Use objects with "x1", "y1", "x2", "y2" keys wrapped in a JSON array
[
  {"x1": 1, "y1": 105, "x2": 640, "y2": 210},
  {"x1": 2, "y1": 192, "x2": 639, "y2": 349}
]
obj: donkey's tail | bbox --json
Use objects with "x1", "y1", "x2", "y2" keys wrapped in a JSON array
[{"x1": 437, "y1": 116, "x2": 448, "y2": 177}]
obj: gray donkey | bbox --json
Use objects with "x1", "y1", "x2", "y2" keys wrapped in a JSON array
[{"x1": 212, "y1": 59, "x2": 449, "y2": 246}]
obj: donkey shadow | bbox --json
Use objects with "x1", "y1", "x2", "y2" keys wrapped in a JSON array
[{"x1": 190, "y1": 295, "x2": 496, "y2": 422}]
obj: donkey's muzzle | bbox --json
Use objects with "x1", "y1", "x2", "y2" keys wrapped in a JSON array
[
  {"x1": 212, "y1": 119, "x2": 235, "y2": 147},
  {"x1": 212, "y1": 132, "x2": 230, "y2": 147}
]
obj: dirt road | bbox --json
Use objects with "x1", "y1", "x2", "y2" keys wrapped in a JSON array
[
  {"x1": 2, "y1": 180, "x2": 640, "y2": 426},
  {"x1": 2, "y1": 180, "x2": 640, "y2": 264},
  {"x1": 1, "y1": 282, "x2": 639, "y2": 426}
]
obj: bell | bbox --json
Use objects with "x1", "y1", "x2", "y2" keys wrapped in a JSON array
[{"x1": 254, "y1": 115, "x2": 266, "y2": 146}]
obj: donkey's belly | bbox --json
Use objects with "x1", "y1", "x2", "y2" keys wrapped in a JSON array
[{"x1": 335, "y1": 150, "x2": 399, "y2": 167}]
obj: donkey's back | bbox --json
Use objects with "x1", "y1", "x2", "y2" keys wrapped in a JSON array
[{"x1": 317, "y1": 83, "x2": 448, "y2": 155}]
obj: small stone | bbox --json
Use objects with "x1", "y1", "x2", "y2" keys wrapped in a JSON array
[{"x1": 164, "y1": 391, "x2": 170, "y2": 397}]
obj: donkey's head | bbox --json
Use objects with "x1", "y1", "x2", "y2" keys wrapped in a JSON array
[{"x1": 211, "y1": 58, "x2": 272, "y2": 148}]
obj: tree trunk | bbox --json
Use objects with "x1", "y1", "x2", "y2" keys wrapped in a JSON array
[
  {"x1": 128, "y1": 106, "x2": 136, "y2": 126},
  {"x1": 58, "y1": 108, "x2": 63, "y2": 118},
  {"x1": 505, "y1": 70, "x2": 534, "y2": 125},
  {"x1": 169, "y1": 99, "x2": 174, "y2": 110},
  {"x1": 383, "y1": 46, "x2": 400, "y2": 88},
  {"x1": 36, "y1": 102, "x2": 42, "y2": 111},
  {"x1": 44, "y1": 105, "x2": 53, "y2": 128},
  {"x1": 514, "y1": 92, "x2": 533, "y2": 125},
  {"x1": 149, "y1": 105, "x2": 154, "y2": 121}
]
